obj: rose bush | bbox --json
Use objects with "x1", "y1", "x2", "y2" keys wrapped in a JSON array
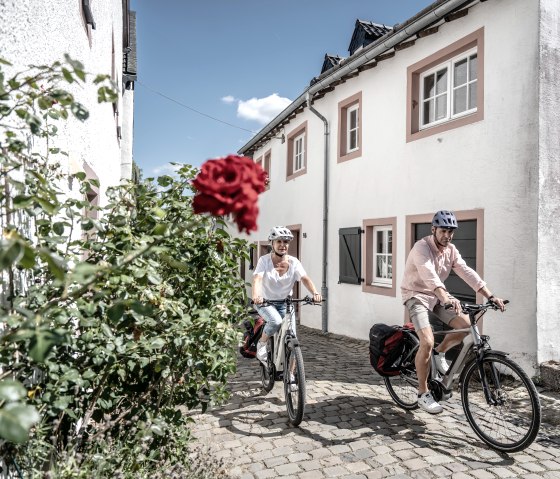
[{"x1": 192, "y1": 155, "x2": 266, "y2": 233}]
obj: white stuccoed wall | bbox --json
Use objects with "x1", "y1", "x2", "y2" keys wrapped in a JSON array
[
  {"x1": 246, "y1": 0, "x2": 558, "y2": 374},
  {"x1": 0, "y1": 0, "x2": 133, "y2": 204},
  {"x1": 537, "y1": 0, "x2": 560, "y2": 365}
]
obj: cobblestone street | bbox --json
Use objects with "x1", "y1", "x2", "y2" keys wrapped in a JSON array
[{"x1": 190, "y1": 326, "x2": 560, "y2": 478}]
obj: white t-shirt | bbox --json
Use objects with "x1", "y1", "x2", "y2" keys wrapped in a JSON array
[{"x1": 253, "y1": 254, "x2": 306, "y2": 300}]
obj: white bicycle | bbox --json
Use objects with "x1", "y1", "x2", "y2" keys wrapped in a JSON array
[{"x1": 255, "y1": 296, "x2": 321, "y2": 426}]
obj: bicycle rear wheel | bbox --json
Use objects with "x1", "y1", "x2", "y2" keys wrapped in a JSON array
[
  {"x1": 260, "y1": 338, "x2": 275, "y2": 392},
  {"x1": 384, "y1": 366, "x2": 419, "y2": 410},
  {"x1": 284, "y1": 344, "x2": 306, "y2": 426},
  {"x1": 461, "y1": 354, "x2": 541, "y2": 452}
]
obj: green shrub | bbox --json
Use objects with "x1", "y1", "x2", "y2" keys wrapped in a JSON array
[{"x1": 0, "y1": 56, "x2": 248, "y2": 477}]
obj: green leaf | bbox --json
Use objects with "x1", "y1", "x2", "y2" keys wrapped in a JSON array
[
  {"x1": 149, "y1": 338, "x2": 165, "y2": 350},
  {"x1": 62, "y1": 68, "x2": 74, "y2": 83},
  {"x1": 39, "y1": 250, "x2": 66, "y2": 281},
  {"x1": 107, "y1": 303, "x2": 125, "y2": 321},
  {"x1": 0, "y1": 239, "x2": 23, "y2": 269},
  {"x1": 18, "y1": 244, "x2": 36, "y2": 269},
  {"x1": 29, "y1": 329, "x2": 65, "y2": 362},
  {"x1": 0, "y1": 380, "x2": 27, "y2": 402},
  {"x1": 0, "y1": 403, "x2": 40, "y2": 443},
  {"x1": 53, "y1": 222, "x2": 65, "y2": 235},
  {"x1": 71, "y1": 102, "x2": 89, "y2": 121}
]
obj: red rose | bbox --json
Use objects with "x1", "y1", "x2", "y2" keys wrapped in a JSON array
[{"x1": 192, "y1": 155, "x2": 266, "y2": 233}]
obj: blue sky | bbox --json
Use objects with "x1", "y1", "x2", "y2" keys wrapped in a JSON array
[{"x1": 130, "y1": 0, "x2": 434, "y2": 177}]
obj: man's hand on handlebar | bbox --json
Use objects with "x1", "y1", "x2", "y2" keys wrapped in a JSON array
[
  {"x1": 444, "y1": 296, "x2": 461, "y2": 314},
  {"x1": 252, "y1": 296, "x2": 263, "y2": 305},
  {"x1": 488, "y1": 296, "x2": 507, "y2": 312},
  {"x1": 311, "y1": 292, "x2": 322, "y2": 304}
]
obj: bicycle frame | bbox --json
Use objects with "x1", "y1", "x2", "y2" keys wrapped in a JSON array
[
  {"x1": 427, "y1": 302, "x2": 508, "y2": 399},
  {"x1": 269, "y1": 301, "x2": 297, "y2": 377}
]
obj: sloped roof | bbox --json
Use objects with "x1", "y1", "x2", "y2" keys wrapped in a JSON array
[
  {"x1": 320, "y1": 54, "x2": 345, "y2": 75},
  {"x1": 348, "y1": 20, "x2": 393, "y2": 56}
]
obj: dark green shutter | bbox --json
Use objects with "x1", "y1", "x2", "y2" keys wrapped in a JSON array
[{"x1": 339, "y1": 227, "x2": 363, "y2": 284}]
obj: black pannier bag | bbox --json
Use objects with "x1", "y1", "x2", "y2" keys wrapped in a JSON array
[
  {"x1": 369, "y1": 323, "x2": 414, "y2": 376},
  {"x1": 239, "y1": 315, "x2": 265, "y2": 359}
]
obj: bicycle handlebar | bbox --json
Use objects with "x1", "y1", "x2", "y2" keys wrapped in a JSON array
[
  {"x1": 444, "y1": 299, "x2": 509, "y2": 313},
  {"x1": 251, "y1": 296, "x2": 324, "y2": 306}
]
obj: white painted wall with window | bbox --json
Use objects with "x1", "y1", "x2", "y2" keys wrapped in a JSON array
[
  {"x1": 0, "y1": 0, "x2": 134, "y2": 207},
  {"x1": 245, "y1": 0, "x2": 558, "y2": 374}
]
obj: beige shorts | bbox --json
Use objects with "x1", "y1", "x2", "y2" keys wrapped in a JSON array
[{"x1": 405, "y1": 297, "x2": 458, "y2": 331}]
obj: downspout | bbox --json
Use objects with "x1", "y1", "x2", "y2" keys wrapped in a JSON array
[{"x1": 307, "y1": 92, "x2": 329, "y2": 333}]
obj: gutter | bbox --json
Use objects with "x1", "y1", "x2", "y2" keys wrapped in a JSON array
[
  {"x1": 306, "y1": 94, "x2": 329, "y2": 333},
  {"x1": 238, "y1": 0, "x2": 474, "y2": 155}
]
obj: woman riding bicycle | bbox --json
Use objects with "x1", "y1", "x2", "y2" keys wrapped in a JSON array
[
  {"x1": 252, "y1": 226, "x2": 322, "y2": 363},
  {"x1": 401, "y1": 210, "x2": 506, "y2": 414}
]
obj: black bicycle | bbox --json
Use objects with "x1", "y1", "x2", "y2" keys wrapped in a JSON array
[
  {"x1": 385, "y1": 300, "x2": 541, "y2": 452},
  {"x1": 256, "y1": 296, "x2": 321, "y2": 426}
]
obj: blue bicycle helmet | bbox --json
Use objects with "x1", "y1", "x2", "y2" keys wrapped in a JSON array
[{"x1": 432, "y1": 210, "x2": 458, "y2": 229}]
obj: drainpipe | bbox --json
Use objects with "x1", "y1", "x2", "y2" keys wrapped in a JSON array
[{"x1": 307, "y1": 92, "x2": 329, "y2": 333}]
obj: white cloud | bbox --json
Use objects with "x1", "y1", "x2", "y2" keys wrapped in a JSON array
[
  {"x1": 236, "y1": 93, "x2": 292, "y2": 125},
  {"x1": 221, "y1": 95, "x2": 236, "y2": 104},
  {"x1": 151, "y1": 162, "x2": 184, "y2": 176}
]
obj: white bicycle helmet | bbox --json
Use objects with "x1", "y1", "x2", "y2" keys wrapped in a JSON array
[{"x1": 268, "y1": 226, "x2": 294, "y2": 241}]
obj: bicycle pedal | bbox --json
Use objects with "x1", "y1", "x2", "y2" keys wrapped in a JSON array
[{"x1": 275, "y1": 372, "x2": 284, "y2": 381}]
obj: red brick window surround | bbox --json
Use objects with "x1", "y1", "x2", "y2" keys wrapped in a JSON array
[
  {"x1": 286, "y1": 122, "x2": 307, "y2": 180},
  {"x1": 407, "y1": 28, "x2": 484, "y2": 142},
  {"x1": 338, "y1": 92, "x2": 362, "y2": 163}
]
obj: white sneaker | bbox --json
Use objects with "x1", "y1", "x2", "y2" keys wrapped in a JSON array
[
  {"x1": 418, "y1": 392, "x2": 443, "y2": 414},
  {"x1": 288, "y1": 373, "x2": 298, "y2": 392},
  {"x1": 433, "y1": 351, "x2": 449, "y2": 375},
  {"x1": 256, "y1": 341, "x2": 268, "y2": 363}
]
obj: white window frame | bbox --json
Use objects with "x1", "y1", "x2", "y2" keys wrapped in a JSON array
[
  {"x1": 293, "y1": 133, "x2": 305, "y2": 172},
  {"x1": 419, "y1": 47, "x2": 478, "y2": 130},
  {"x1": 346, "y1": 104, "x2": 359, "y2": 153},
  {"x1": 372, "y1": 225, "x2": 392, "y2": 286}
]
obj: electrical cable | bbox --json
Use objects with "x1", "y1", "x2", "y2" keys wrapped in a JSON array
[{"x1": 137, "y1": 80, "x2": 257, "y2": 134}]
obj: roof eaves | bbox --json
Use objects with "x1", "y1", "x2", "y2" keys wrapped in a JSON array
[{"x1": 238, "y1": 0, "x2": 476, "y2": 156}]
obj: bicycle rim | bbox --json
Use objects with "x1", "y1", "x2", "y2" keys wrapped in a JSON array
[
  {"x1": 260, "y1": 338, "x2": 275, "y2": 392},
  {"x1": 284, "y1": 345, "x2": 306, "y2": 426},
  {"x1": 384, "y1": 368, "x2": 419, "y2": 410},
  {"x1": 461, "y1": 355, "x2": 541, "y2": 452}
]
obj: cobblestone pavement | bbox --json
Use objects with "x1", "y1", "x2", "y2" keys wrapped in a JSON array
[{"x1": 189, "y1": 326, "x2": 560, "y2": 478}]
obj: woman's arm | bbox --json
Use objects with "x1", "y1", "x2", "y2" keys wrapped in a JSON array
[{"x1": 301, "y1": 275, "x2": 322, "y2": 303}]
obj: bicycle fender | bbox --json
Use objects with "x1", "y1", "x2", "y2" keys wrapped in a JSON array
[
  {"x1": 286, "y1": 337, "x2": 300, "y2": 348},
  {"x1": 485, "y1": 350, "x2": 509, "y2": 358}
]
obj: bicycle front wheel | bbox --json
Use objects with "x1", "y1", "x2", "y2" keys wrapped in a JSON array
[
  {"x1": 284, "y1": 344, "x2": 306, "y2": 426},
  {"x1": 384, "y1": 366, "x2": 419, "y2": 410},
  {"x1": 260, "y1": 338, "x2": 275, "y2": 392},
  {"x1": 461, "y1": 354, "x2": 541, "y2": 452}
]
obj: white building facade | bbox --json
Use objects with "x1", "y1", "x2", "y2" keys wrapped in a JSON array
[
  {"x1": 240, "y1": 0, "x2": 560, "y2": 375},
  {"x1": 0, "y1": 0, "x2": 137, "y2": 202}
]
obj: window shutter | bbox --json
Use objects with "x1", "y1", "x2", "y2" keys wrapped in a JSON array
[{"x1": 339, "y1": 227, "x2": 363, "y2": 285}]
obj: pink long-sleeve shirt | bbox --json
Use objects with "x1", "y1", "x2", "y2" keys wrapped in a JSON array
[{"x1": 401, "y1": 235, "x2": 486, "y2": 310}]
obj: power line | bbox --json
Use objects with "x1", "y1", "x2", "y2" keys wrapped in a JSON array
[{"x1": 137, "y1": 80, "x2": 257, "y2": 134}]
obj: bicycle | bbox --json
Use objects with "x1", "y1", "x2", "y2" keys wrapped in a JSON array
[
  {"x1": 384, "y1": 300, "x2": 541, "y2": 452},
  {"x1": 253, "y1": 296, "x2": 321, "y2": 426}
]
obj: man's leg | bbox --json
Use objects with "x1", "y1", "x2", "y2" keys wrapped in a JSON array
[
  {"x1": 415, "y1": 326, "x2": 434, "y2": 394},
  {"x1": 434, "y1": 313, "x2": 469, "y2": 355},
  {"x1": 405, "y1": 298, "x2": 444, "y2": 414}
]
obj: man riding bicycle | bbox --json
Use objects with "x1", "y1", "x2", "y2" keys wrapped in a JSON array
[
  {"x1": 401, "y1": 210, "x2": 506, "y2": 414},
  {"x1": 252, "y1": 226, "x2": 322, "y2": 364}
]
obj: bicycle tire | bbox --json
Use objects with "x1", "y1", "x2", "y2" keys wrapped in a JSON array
[
  {"x1": 461, "y1": 354, "x2": 541, "y2": 452},
  {"x1": 284, "y1": 344, "x2": 306, "y2": 426},
  {"x1": 384, "y1": 366, "x2": 419, "y2": 410},
  {"x1": 260, "y1": 338, "x2": 275, "y2": 392}
]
